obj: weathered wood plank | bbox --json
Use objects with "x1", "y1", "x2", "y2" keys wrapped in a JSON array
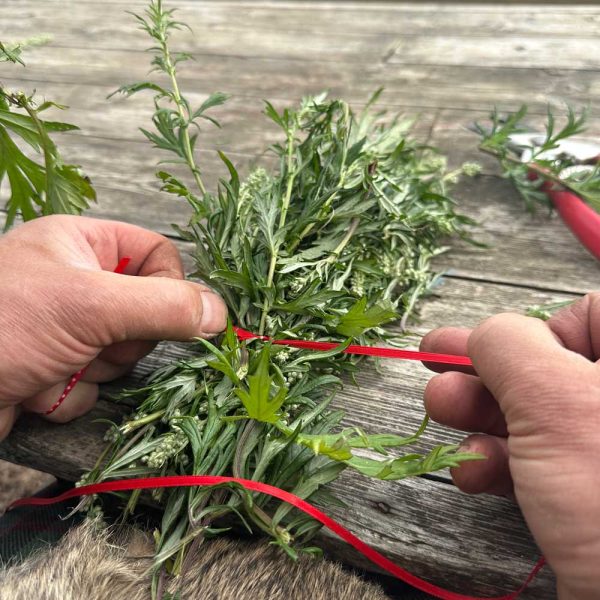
[
  {"x1": 5, "y1": 0, "x2": 600, "y2": 39},
  {"x1": 389, "y1": 35, "x2": 600, "y2": 70},
  {"x1": 6, "y1": 0, "x2": 598, "y2": 12},
  {"x1": 2, "y1": 4, "x2": 399, "y2": 63},
  {"x1": 4, "y1": 52, "x2": 597, "y2": 115},
  {"x1": 0, "y1": 78, "x2": 433, "y2": 155},
  {"x1": 3, "y1": 2, "x2": 600, "y2": 74}
]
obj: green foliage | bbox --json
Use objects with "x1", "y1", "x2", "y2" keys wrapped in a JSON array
[
  {"x1": 86, "y1": 1, "x2": 481, "y2": 592},
  {"x1": 476, "y1": 105, "x2": 600, "y2": 213},
  {"x1": 0, "y1": 42, "x2": 95, "y2": 230},
  {"x1": 526, "y1": 299, "x2": 573, "y2": 321},
  {"x1": 0, "y1": 41, "x2": 25, "y2": 65},
  {"x1": 108, "y1": 0, "x2": 229, "y2": 197}
]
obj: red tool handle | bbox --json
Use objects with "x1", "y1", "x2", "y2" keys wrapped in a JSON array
[
  {"x1": 542, "y1": 182, "x2": 600, "y2": 260},
  {"x1": 528, "y1": 171, "x2": 600, "y2": 260}
]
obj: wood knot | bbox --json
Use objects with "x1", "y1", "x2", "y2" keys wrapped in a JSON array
[{"x1": 374, "y1": 501, "x2": 391, "y2": 514}]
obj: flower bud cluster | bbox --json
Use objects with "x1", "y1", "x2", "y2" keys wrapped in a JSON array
[
  {"x1": 103, "y1": 426, "x2": 120, "y2": 443},
  {"x1": 239, "y1": 167, "x2": 269, "y2": 204},
  {"x1": 289, "y1": 276, "x2": 308, "y2": 295},
  {"x1": 283, "y1": 371, "x2": 303, "y2": 385},
  {"x1": 141, "y1": 412, "x2": 195, "y2": 469},
  {"x1": 350, "y1": 271, "x2": 365, "y2": 296},
  {"x1": 461, "y1": 162, "x2": 482, "y2": 177},
  {"x1": 142, "y1": 431, "x2": 188, "y2": 469}
]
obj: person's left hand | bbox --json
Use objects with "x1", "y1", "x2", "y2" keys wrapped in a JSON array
[{"x1": 0, "y1": 215, "x2": 228, "y2": 437}]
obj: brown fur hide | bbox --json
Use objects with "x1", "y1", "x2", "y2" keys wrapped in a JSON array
[{"x1": 0, "y1": 521, "x2": 389, "y2": 600}]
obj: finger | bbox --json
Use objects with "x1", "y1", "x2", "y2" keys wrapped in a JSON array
[
  {"x1": 79, "y1": 270, "x2": 228, "y2": 344},
  {"x1": 78, "y1": 218, "x2": 186, "y2": 279},
  {"x1": 80, "y1": 340, "x2": 157, "y2": 382},
  {"x1": 80, "y1": 358, "x2": 135, "y2": 383},
  {"x1": 424, "y1": 371, "x2": 508, "y2": 436},
  {"x1": 98, "y1": 340, "x2": 157, "y2": 365},
  {"x1": 547, "y1": 292, "x2": 600, "y2": 360},
  {"x1": 451, "y1": 434, "x2": 513, "y2": 496},
  {"x1": 468, "y1": 313, "x2": 597, "y2": 435},
  {"x1": 420, "y1": 327, "x2": 476, "y2": 374},
  {"x1": 23, "y1": 381, "x2": 98, "y2": 423},
  {"x1": 0, "y1": 405, "x2": 20, "y2": 442}
]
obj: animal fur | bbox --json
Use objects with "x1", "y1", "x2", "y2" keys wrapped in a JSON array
[{"x1": 0, "y1": 520, "x2": 389, "y2": 600}]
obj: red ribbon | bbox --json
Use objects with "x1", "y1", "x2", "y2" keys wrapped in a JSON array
[
  {"x1": 233, "y1": 327, "x2": 473, "y2": 366},
  {"x1": 9, "y1": 475, "x2": 545, "y2": 600},
  {"x1": 44, "y1": 257, "x2": 131, "y2": 415}
]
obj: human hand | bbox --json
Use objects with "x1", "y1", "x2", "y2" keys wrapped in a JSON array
[
  {"x1": 0, "y1": 215, "x2": 227, "y2": 432},
  {"x1": 421, "y1": 296, "x2": 600, "y2": 599}
]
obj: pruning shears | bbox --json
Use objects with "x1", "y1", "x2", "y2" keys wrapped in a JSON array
[{"x1": 506, "y1": 132, "x2": 600, "y2": 260}]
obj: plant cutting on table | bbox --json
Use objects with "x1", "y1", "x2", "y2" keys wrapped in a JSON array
[{"x1": 474, "y1": 106, "x2": 600, "y2": 260}]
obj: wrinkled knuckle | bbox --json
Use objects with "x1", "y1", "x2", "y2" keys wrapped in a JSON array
[
  {"x1": 60, "y1": 272, "x2": 120, "y2": 345},
  {"x1": 469, "y1": 313, "x2": 520, "y2": 352}
]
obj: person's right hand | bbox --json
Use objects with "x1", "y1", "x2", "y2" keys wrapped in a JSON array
[{"x1": 421, "y1": 294, "x2": 600, "y2": 600}]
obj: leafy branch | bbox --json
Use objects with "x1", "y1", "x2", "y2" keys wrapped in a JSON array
[
  {"x1": 475, "y1": 105, "x2": 600, "y2": 212},
  {"x1": 109, "y1": 0, "x2": 229, "y2": 199},
  {"x1": 0, "y1": 41, "x2": 95, "y2": 230}
]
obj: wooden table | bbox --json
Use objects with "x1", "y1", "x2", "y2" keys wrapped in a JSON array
[{"x1": 2, "y1": 2, "x2": 600, "y2": 597}]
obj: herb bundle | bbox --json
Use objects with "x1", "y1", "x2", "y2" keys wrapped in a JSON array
[
  {"x1": 4, "y1": 3, "x2": 481, "y2": 595},
  {"x1": 71, "y1": 2, "x2": 483, "y2": 591}
]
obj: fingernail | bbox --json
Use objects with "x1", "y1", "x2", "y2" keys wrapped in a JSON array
[
  {"x1": 458, "y1": 442, "x2": 473, "y2": 454},
  {"x1": 199, "y1": 291, "x2": 228, "y2": 336}
]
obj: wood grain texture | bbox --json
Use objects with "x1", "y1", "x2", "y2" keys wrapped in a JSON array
[
  {"x1": 389, "y1": 35, "x2": 600, "y2": 70},
  {"x1": 5, "y1": 1, "x2": 600, "y2": 39}
]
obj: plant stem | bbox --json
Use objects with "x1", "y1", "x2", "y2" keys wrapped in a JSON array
[
  {"x1": 258, "y1": 125, "x2": 298, "y2": 335},
  {"x1": 157, "y1": 19, "x2": 206, "y2": 196},
  {"x1": 479, "y1": 144, "x2": 582, "y2": 197},
  {"x1": 121, "y1": 410, "x2": 166, "y2": 434},
  {"x1": 327, "y1": 217, "x2": 359, "y2": 263},
  {"x1": 20, "y1": 95, "x2": 55, "y2": 210}
]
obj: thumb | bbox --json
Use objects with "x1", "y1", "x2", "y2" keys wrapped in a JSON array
[
  {"x1": 467, "y1": 313, "x2": 598, "y2": 438},
  {"x1": 81, "y1": 270, "x2": 228, "y2": 344}
]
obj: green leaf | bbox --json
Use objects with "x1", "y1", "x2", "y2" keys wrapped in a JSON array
[
  {"x1": 334, "y1": 297, "x2": 397, "y2": 337},
  {"x1": 273, "y1": 280, "x2": 344, "y2": 315},
  {"x1": 109, "y1": 81, "x2": 171, "y2": 99},
  {"x1": 234, "y1": 345, "x2": 286, "y2": 423},
  {"x1": 346, "y1": 446, "x2": 485, "y2": 481},
  {"x1": 192, "y1": 92, "x2": 229, "y2": 120},
  {"x1": 0, "y1": 41, "x2": 25, "y2": 65},
  {"x1": 211, "y1": 268, "x2": 253, "y2": 296}
]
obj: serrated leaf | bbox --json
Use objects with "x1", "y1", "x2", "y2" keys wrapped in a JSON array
[
  {"x1": 234, "y1": 345, "x2": 286, "y2": 423},
  {"x1": 334, "y1": 297, "x2": 397, "y2": 337}
]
